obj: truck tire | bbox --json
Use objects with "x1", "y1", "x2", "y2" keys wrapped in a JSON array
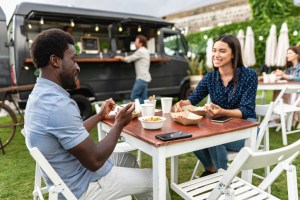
[
  {"x1": 179, "y1": 82, "x2": 191, "y2": 100},
  {"x1": 71, "y1": 94, "x2": 92, "y2": 120}
]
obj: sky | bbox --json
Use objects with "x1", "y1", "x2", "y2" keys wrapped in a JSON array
[{"x1": 0, "y1": 0, "x2": 224, "y2": 22}]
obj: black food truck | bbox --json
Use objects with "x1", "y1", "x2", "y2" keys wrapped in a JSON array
[{"x1": 0, "y1": 2, "x2": 190, "y2": 119}]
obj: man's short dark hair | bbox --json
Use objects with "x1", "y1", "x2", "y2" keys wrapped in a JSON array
[
  {"x1": 30, "y1": 28, "x2": 74, "y2": 68},
  {"x1": 136, "y1": 35, "x2": 147, "y2": 48}
]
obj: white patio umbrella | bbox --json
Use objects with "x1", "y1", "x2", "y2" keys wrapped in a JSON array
[
  {"x1": 206, "y1": 38, "x2": 213, "y2": 69},
  {"x1": 265, "y1": 24, "x2": 277, "y2": 67},
  {"x1": 237, "y1": 29, "x2": 245, "y2": 64},
  {"x1": 244, "y1": 26, "x2": 256, "y2": 67},
  {"x1": 275, "y1": 22, "x2": 290, "y2": 67}
]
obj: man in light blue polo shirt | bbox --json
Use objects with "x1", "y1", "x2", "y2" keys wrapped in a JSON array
[{"x1": 25, "y1": 28, "x2": 170, "y2": 200}]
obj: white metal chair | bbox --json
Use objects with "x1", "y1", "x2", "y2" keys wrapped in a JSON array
[
  {"x1": 22, "y1": 129, "x2": 132, "y2": 200},
  {"x1": 95, "y1": 103, "x2": 142, "y2": 166},
  {"x1": 30, "y1": 147, "x2": 78, "y2": 200},
  {"x1": 172, "y1": 139, "x2": 300, "y2": 200},
  {"x1": 21, "y1": 129, "x2": 77, "y2": 200},
  {"x1": 259, "y1": 86, "x2": 300, "y2": 145},
  {"x1": 190, "y1": 102, "x2": 275, "y2": 181},
  {"x1": 273, "y1": 88, "x2": 300, "y2": 145}
]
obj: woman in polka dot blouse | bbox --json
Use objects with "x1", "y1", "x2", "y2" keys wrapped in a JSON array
[{"x1": 174, "y1": 35, "x2": 258, "y2": 177}]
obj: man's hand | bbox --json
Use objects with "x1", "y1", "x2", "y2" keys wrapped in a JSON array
[
  {"x1": 115, "y1": 56, "x2": 125, "y2": 61},
  {"x1": 114, "y1": 102, "x2": 135, "y2": 128},
  {"x1": 98, "y1": 98, "x2": 116, "y2": 120}
]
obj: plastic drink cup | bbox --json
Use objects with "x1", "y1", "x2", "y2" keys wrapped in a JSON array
[
  {"x1": 144, "y1": 99, "x2": 157, "y2": 114},
  {"x1": 161, "y1": 97, "x2": 173, "y2": 113},
  {"x1": 140, "y1": 104, "x2": 155, "y2": 116}
]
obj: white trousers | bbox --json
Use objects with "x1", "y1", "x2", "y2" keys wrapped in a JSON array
[{"x1": 80, "y1": 152, "x2": 171, "y2": 200}]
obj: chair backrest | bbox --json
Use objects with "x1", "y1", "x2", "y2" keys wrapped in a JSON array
[
  {"x1": 210, "y1": 139, "x2": 300, "y2": 199},
  {"x1": 95, "y1": 103, "x2": 106, "y2": 141},
  {"x1": 29, "y1": 147, "x2": 78, "y2": 200},
  {"x1": 255, "y1": 101, "x2": 275, "y2": 150},
  {"x1": 22, "y1": 129, "x2": 77, "y2": 200},
  {"x1": 274, "y1": 86, "x2": 288, "y2": 105}
]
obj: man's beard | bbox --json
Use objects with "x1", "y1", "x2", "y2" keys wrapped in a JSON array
[{"x1": 59, "y1": 69, "x2": 77, "y2": 90}]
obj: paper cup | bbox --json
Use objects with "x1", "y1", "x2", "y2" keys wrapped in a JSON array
[
  {"x1": 144, "y1": 100, "x2": 156, "y2": 114},
  {"x1": 140, "y1": 104, "x2": 155, "y2": 116},
  {"x1": 263, "y1": 74, "x2": 269, "y2": 83},
  {"x1": 135, "y1": 99, "x2": 141, "y2": 113},
  {"x1": 161, "y1": 97, "x2": 173, "y2": 113}
]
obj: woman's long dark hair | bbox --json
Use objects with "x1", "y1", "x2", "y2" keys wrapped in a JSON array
[
  {"x1": 285, "y1": 46, "x2": 300, "y2": 69},
  {"x1": 213, "y1": 35, "x2": 244, "y2": 86}
]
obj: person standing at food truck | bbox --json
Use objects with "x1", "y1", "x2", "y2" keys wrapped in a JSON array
[{"x1": 115, "y1": 35, "x2": 151, "y2": 103}]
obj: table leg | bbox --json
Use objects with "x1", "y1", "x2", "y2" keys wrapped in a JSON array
[
  {"x1": 241, "y1": 126, "x2": 256, "y2": 182},
  {"x1": 171, "y1": 156, "x2": 178, "y2": 184},
  {"x1": 152, "y1": 147, "x2": 166, "y2": 200}
]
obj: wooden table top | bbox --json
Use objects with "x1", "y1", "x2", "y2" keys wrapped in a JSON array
[{"x1": 102, "y1": 113, "x2": 258, "y2": 147}]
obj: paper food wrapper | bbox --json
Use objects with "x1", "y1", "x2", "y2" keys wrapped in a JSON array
[
  {"x1": 170, "y1": 111, "x2": 202, "y2": 125},
  {"x1": 182, "y1": 105, "x2": 206, "y2": 116}
]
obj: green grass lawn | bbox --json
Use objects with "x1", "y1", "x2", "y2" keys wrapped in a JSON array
[{"x1": 0, "y1": 91, "x2": 299, "y2": 199}]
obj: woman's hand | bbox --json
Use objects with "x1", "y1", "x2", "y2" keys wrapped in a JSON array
[
  {"x1": 98, "y1": 98, "x2": 116, "y2": 120},
  {"x1": 114, "y1": 103, "x2": 135, "y2": 128},
  {"x1": 173, "y1": 100, "x2": 191, "y2": 112},
  {"x1": 275, "y1": 69, "x2": 283, "y2": 76},
  {"x1": 204, "y1": 103, "x2": 223, "y2": 117}
]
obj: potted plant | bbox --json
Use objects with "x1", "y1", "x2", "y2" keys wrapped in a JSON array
[
  {"x1": 187, "y1": 55, "x2": 204, "y2": 90},
  {"x1": 100, "y1": 41, "x2": 109, "y2": 53}
]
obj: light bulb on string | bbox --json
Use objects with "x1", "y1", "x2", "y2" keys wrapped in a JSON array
[
  {"x1": 137, "y1": 25, "x2": 142, "y2": 32},
  {"x1": 118, "y1": 25, "x2": 123, "y2": 32},
  {"x1": 203, "y1": 35, "x2": 208, "y2": 40},
  {"x1": 172, "y1": 26, "x2": 176, "y2": 31},
  {"x1": 40, "y1": 17, "x2": 44, "y2": 25},
  {"x1": 95, "y1": 24, "x2": 99, "y2": 32},
  {"x1": 259, "y1": 35, "x2": 264, "y2": 41},
  {"x1": 28, "y1": 22, "x2": 32, "y2": 29},
  {"x1": 70, "y1": 19, "x2": 75, "y2": 27},
  {"x1": 157, "y1": 30, "x2": 160, "y2": 35}
]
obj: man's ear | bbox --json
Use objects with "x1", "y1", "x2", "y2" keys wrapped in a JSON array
[{"x1": 50, "y1": 55, "x2": 60, "y2": 68}]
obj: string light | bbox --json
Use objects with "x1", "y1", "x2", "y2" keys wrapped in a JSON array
[
  {"x1": 172, "y1": 26, "x2": 176, "y2": 31},
  {"x1": 204, "y1": 35, "x2": 208, "y2": 40},
  {"x1": 95, "y1": 24, "x2": 99, "y2": 32},
  {"x1": 118, "y1": 25, "x2": 123, "y2": 32},
  {"x1": 157, "y1": 30, "x2": 160, "y2": 35},
  {"x1": 181, "y1": 29, "x2": 185, "y2": 35},
  {"x1": 28, "y1": 22, "x2": 32, "y2": 29},
  {"x1": 259, "y1": 35, "x2": 264, "y2": 41},
  {"x1": 70, "y1": 19, "x2": 75, "y2": 27},
  {"x1": 137, "y1": 25, "x2": 142, "y2": 32},
  {"x1": 39, "y1": 17, "x2": 44, "y2": 25}
]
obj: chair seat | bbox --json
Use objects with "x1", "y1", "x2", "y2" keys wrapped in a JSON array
[{"x1": 172, "y1": 171, "x2": 279, "y2": 200}]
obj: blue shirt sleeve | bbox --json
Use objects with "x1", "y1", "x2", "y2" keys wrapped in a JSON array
[
  {"x1": 238, "y1": 70, "x2": 258, "y2": 119},
  {"x1": 187, "y1": 73, "x2": 210, "y2": 105}
]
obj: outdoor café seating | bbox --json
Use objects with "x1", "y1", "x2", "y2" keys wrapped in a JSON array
[
  {"x1": 191, "y1": 102, "x2": 275, "y2": 187},
  {"x1": 171, "y1": 139, "x2": 300, "y2": 200}
]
